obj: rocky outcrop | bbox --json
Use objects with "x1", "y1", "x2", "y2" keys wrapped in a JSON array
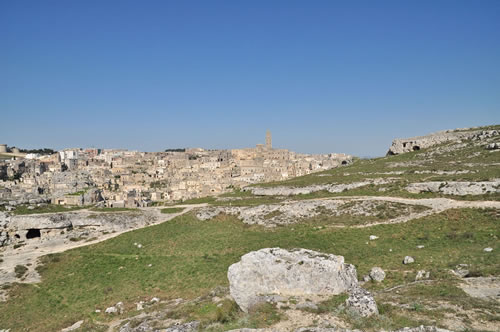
[
  {"x1": 387, "y1": 128, "x2": 500, "y2": 155},
  {"x1": 227, "y1": 248, "x2": 358, "y2": 313},
  {"x1": 386, "y1": 129, "x2": 484, "y2": 155},
  {"x1": 1, "y1": 209, "x2": 154, "y2": 247},
  {"x1": 197, "y1": 198, "x2": 417, "y2": 227},
  {"x1": 244, "y1": 178, "x2": 394, "y2": 197},
  {"x1": 406, "y1": 180, "x2": 500, "y2": 196}
]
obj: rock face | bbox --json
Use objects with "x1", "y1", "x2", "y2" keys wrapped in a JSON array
[
  {"x1": 227, "y1": 248, "x2": 358, "y2": 312},
  {"x1": 387, "y1": 128, "x2": 499, "y2": 155},
  {"x1": 386, "y1": 128, "x2": 499, "y2": 155}
]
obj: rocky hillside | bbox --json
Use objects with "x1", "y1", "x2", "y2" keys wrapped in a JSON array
[{"x1": 0, "y1": 125, "x2": 498, "y2": 332}]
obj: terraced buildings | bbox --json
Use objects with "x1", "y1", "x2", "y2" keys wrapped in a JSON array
[{"x1": 0, "y1": 131, "x2": 351, "y2": 208}]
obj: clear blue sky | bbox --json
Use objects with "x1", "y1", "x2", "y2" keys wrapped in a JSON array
[{"x1": 1, "y1": 0, "x2": 499, "y2": 156}]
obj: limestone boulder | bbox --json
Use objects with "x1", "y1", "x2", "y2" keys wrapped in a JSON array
[
  {"x1": 369, "y1": 267, "x2": 386, "y2": 282},
  {"x1": 227, "y1": 248, "x2": 358, "y2": 312}
]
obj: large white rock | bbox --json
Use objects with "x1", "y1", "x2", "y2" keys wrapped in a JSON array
[
  {"x1": 369, "y1": 267, "x2": 386, "y2": 282},
  {"x1": 227, "y1": 248, "x2": 358, "y2": 312}
]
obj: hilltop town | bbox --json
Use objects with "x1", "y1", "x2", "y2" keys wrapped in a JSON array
[{"x1": 0, "y1": 131, "x2": 351, "y2": 209}]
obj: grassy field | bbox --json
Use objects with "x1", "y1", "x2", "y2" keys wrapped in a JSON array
[
  {"x1": 0, "y1": 208, "x2": 498, "y2": 331},
  {"x1": 160, "y1": 207, "x2": 185, "y2": 214}
]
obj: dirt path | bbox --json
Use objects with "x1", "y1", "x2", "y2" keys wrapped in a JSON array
[{"x1": 0, "y1": 204, "x2": 206, "y2": 289}]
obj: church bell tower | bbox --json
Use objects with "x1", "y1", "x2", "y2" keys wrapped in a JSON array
[{"x1": 266, "y1": 130, "x2": 272, "y2": 149}]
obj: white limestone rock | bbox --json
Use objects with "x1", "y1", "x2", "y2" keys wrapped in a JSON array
[
  {"x1": 386, "y1": 128, "x2": 487, "y2": 155},
  {"x1": 105, "y1": 306, "x2": 118, "y2": 314},
  {"x1": 227, "y1": 248, "x2": 358, "y2": 312},
  {"x1": 403, "y1": 256, "x2": 415, "y2": 264},
  {"x1": 369, "y1": 267, "x2": 386, "y2": 282},
  {"x1": 415, "y1": 270, "x2": 430, "y2": 281}
]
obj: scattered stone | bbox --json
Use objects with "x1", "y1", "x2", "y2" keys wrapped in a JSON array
[
  {"x1": 136, "y1": 301, "x2": 144, "y2": 310},
  {"x1": 451, "y1": 264, "x2": 470, "y2": 278},
  {"x1": 363, "y1": 275, "x2": 371, "y2": 282},
  {"x1": 345, "y1": 287, "x2": 378, "y2": 317},
  {"x1": 227, "y1": 248, "x2": 358, "y2": 312},
  {"x1": 369, "y1": 235, "x2": 378, "y2": 240},
  {"x1": 483, "y1": 247, "x2": 493, "y2": 252},
  {"x1": 105, "y1": 302, "x2": 124, "y2": 314},
  {"x1": 60, "y1": 320, "x2": 84, "y2": 332},
  {"x1": 415, "y1": 270, "x2": 430, "y2": 281},
  {"x1": 150, "y1": 297, "x2": 160, "y2": 303},
  {"x1": 403, "y1": 256, "x2": 415, "y2": 264},
  {"x1": 105, "y1": 306, "x2": 118, "y2": 314},
  {"x1": 369, "y1": 267, "x2": 385, "y2": 282},
  {"x1": 416, "y1": 245, "x2": 425, "y2": 249}
]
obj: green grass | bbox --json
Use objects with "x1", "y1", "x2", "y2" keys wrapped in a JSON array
[
  {"x1": 11, "y1": 204, "x2": 88, "y2": 215},
  {"x1": 160, "y1": 207, "x2": 184, "y2": 214},
  {"x1": 0, "y1": 208, "x2": 498, "y2": 331},
  {"x1": 181, "y1": 196, "x2": 218, "y2": 205}
]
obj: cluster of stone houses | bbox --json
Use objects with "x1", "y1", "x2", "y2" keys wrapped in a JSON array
[{"x1": 0, "y1": 132, "x2": 351, "y2": 208}]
